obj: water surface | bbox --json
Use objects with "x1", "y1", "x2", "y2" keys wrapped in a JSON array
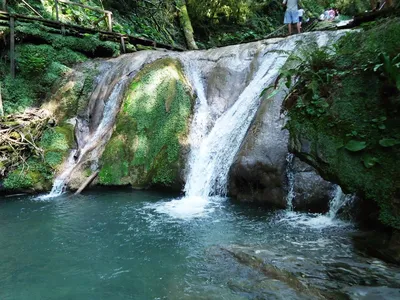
[{"x1": 1, "y1": 190, "x2": 399, "y2": 299}]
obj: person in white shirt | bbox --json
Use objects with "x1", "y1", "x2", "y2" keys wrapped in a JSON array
[
  {"x1": 298, "y1": 7, "x2": 305, "y2": 29},
  {"x1": 283, "y1": 0, "x2": 301, "y2": 35}
]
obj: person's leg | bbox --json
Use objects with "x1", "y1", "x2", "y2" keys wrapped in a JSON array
[
  {"x1": 288, "y1": 24, "x2": 292, "y2": 35},
  {"x1": 284, "y1": 11, "x2": 291, "y2": 35},
  {"x1": 290, "y1": 10, "x2": 299, "y2": 34},
  {"x1": 297, "y1": 22, "x2": 301, "y2": 33}
]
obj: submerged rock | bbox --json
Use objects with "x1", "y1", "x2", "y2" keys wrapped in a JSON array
[{"x1": 209, "y1": 243, "x2": 400, "y2": 300}]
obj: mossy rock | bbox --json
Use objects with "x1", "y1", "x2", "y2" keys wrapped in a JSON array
[
  {"x1": 99, "y1": 57, "x2": 194, "y2": 189},
  {"x1": 286, "y1": 20, "x2": 400, "y2": 229}
]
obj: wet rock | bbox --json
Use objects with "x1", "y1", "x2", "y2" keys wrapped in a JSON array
[
  {"x1": 352, "y1": 230, "x2": 400, "y2": 265},
  {"x1": 343, "y1": 286, "x2": 400, "y2": 300},
  {"x1": 210, "y1": 243, "x2": 400, "y2": 300},
  {"x1": 229, "y1": 92, "x2": 334, "y2": 212},
  {"x1": 219, "y1": 245, "x2": 349, "y2": 300},
  {"x1": 291, "y1": 158, "x2": 335, "y2": 213},
  {"x1": 228, "y1": 90, "x2": 289, "y2": 208}
]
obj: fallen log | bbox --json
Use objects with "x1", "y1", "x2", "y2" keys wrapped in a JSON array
[{"x1": 74, "y1": 170, "x2": 99, "y2": 195}]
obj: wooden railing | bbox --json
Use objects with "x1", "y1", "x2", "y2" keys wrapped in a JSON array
[
  {"x1": 2, "y1": 0, "x2": 113, "y2": 31},
  {"x1": 54, "y1": 0, "x2": 113, "y2": 32},
  {"x1": 0, "y1": 1, "x2": 184, "y2": 78}
]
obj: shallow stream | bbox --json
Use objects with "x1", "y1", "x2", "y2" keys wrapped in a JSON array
[{"x1": 1, "y1": 191, "x2": 399, "y2": 299}]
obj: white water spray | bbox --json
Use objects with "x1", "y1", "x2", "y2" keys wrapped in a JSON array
[
  {"x1": 38, "y1": 78, "x2": 128, "y2": 200},
  {"x1": 328, "y1": 185, "x2": 354, "y2": 219},
  {"x1": 285, "y1": 153, "x2": 295, "y2": 211},
  {"x1": 184, "y1": 41, "x2": 297, "y2": 199}
]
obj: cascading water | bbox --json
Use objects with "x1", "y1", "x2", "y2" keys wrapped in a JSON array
[
  {"x1": 39, "y1": 79, "x2": 129, "y2": 199},
  {"x1": 184, "y1": 40, "x2": 298, "y2": 199},
  {"x1": 152, "y1": 37, "x2": 303, "y2": 218},
  {"x1": 282, "y1": 182, "x2": 354, "y2": 229},
  {"x1": 151, "y1": 60, "x2": 213, "y2": 218},
  {"x1": 285, "y1": 153, "x2": 295, "y2": 211},
  {"x1": 328, "y1": 185, "x2": 354, "y2": 219},
  {"x1": 154, "y1": 32, "x2": 350, "y2": 219},
  {"x1": 38, "y1": 52, "x2": 165, "y2": 200}
]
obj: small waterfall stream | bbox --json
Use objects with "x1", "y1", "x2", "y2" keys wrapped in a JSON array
[
  {"x1": 285, "y1": 153, "x2": 295, "y2": 211},
  {"x1": 328, "y1": 185, "x2": 355, "y2": 219},
  {"x1": 39, "y1": 79, "x2": 129, "y2": 199},
  {"x1": 39, "y1": 52, "x2": 165, "y2": 199}
]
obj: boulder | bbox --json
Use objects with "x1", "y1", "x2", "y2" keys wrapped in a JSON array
[
  {"x1": 229, "y1": 89, "x2": 334, "y2": 212},
  {"x1": 228, "y1": 90, "x2": 289, "y2": 208},
  {"x1": 291, "y1": 158, "x2": 335, "y2": 213}
]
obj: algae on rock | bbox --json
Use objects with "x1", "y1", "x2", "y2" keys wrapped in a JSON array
[{"x1": 99, "y1": 58, "x2": 194, "y2": 189}]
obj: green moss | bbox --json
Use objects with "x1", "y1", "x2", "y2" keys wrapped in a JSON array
[
  {"x1": 16, "y1": 21, "x2": 120, "y2": 57},
  {"x1": 99, "y1": 58, "x2": 193, "y2": 188},
  {"x1": 3, "y1": 171, "x2": 33, "y2": 190},
  {"x1": 98, "y1": 137, "x2": 130, "y2": 185},
  {"x1": 0, "y1": 21, "x2": 112, "y2": 115}
]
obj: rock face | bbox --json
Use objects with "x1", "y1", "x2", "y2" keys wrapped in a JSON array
[
  {"x1": 290, "y1": 158, "x2": 335, "y2": 212},
  {"x1": 0, "y1": 32, "x2": 346, "y2": 197},
  {"x1": 210, "y1": 244, "x2": 400, "y2": 299},
  {"x1": 228, "y1": 88, "x2": 334, "y2": 211},
  {"x1": 228, "y1": 90, "x2": 289, "y2": 208}
]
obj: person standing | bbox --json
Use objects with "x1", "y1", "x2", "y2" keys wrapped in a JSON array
[
  {"x1": 283, "y1": 0, "x2": 301, "y2": 35},
  {"x1": 298, "y1": 7, "x2": 305, "y2": 30}
]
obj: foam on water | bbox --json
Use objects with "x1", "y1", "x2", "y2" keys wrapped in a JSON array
[
  {"x1": 278, "y1": 211, "x2": 350, "y2": 229},
  {"x1": 146, "y1": 196, "x2": 214, "y2": 220},
  {"x1": 280, "y1": 186, "x2": 354, "y2": 229}
]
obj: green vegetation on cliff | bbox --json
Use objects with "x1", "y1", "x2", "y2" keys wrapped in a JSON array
[
  {"x1": 0, "y1": 20, "x2": 117, "y2": 115},
  {"x1": 284, "y1": 19, "x2": 400, "y2": 228},
  {"x1": 3, "y1": 122, "x2": 74, "y2": 191},
  {"x1": 99, "y1": 58, "x2": 193, "y2": 188}
]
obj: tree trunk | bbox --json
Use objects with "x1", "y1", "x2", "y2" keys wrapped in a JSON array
[{"x1": 176, "y1": 0, "x2": 198, "y2": 50}]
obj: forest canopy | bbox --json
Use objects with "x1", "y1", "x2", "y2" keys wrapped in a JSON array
[{"x1": 4, "y1": 0, "x2": 379, "y2": 48}]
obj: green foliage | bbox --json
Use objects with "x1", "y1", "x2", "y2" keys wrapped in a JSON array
[
  {"x1": 187, "y1": 0, "x2": 284, "y2": 47},
  {"x1": 16, "y1": 22, "x2": 120, "y2": 57},
  {"x1": 345, "y1": 140, "x2": 367, "y2": 152},
  {"x1": 39, "y1": 126, "x2": 72, "y2": 152},
  {"x1": 334, "y1": 0, "x2": 370, "y2": 15},
  {"x1": 379, "y1": 138, "x2": 400, "y2": 147},
  {"x1": 284, "y1": 18, "x2": 400, "y2": 229},
  {"x1": 376, "y1": 53, "x2": 400, "y2": 91},
  {"x1": 3, "y1": 170, "x2": 33, "y2": 190},
  {"x1": 99, "y1": 58, "x2": 193, "y2": 188},
  {"x1": 0, "y1": 76, "x2": 35, "y2": 114},
  {"x1": 0, "y1": 19, "x2": 115, "y2": 114}
]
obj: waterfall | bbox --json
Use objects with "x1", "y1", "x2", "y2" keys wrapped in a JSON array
[
  {"x1": 184, "y1": 39, "x2": 297, "y2": 199},
  {"x1": 38, "y1": 79, "x2": 128, "y2": 199},
  {"x1": 38, "y1": 52, "x2": 164, "y2": 200},
  {"x1": 182, "y1": 60, "x2": 211, "y2": 188},
  {"x1": 285, "y1": 153, "x2": 295, "y2": 211},
  {"x1": 328, "y1": 185, "x2": 354, "y2": 219}
]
